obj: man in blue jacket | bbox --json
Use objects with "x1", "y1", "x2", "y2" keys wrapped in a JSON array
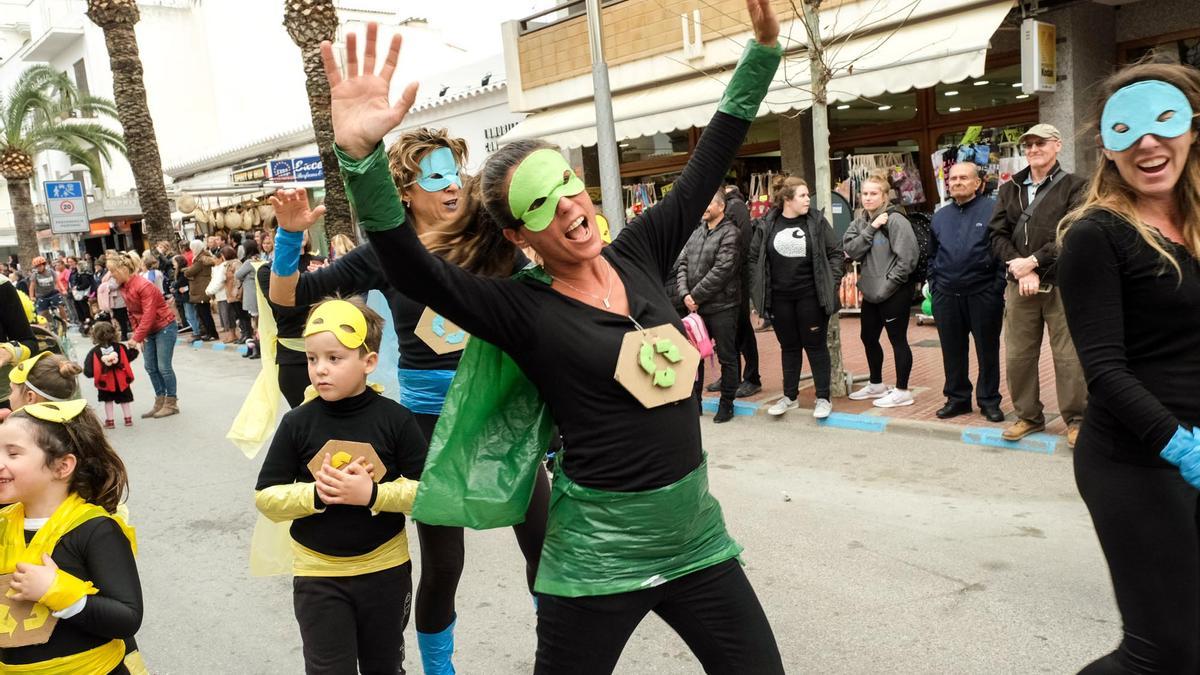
[{"x1": 929, "y1": 161, "x2": 1006, "y2": 422}]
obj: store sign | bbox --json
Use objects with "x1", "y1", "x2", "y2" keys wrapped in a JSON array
[
  {"x1": 1020, "y1": 19, "x2": 1056, "y2": 94},
  {"x1": 269, "y1": 160, "x2": 295, "y2": 180},
  {"x1": 292, "y1": 156, "x2": 324, "y2": 182},
  {"x1": 232, "y1": 164, "x2": 268, "y2": 183},
  {"x1": 43, "y1": 181, "x2": 89, "y2": 234}
]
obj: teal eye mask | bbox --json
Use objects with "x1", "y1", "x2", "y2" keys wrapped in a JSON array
[
  {"x1": 417, "y1": 147, "x2": 462, "y2": 192},
  {"x1": 1101, "y1": 80, "x2": 1194, "y2": 152}
]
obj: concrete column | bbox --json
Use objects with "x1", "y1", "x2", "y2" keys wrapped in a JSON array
[
  {"x1": 1036, "y1": 3, "x2": 1115, "y2": 177},
  {"x1": 778, "y1": 110, "x2": 816, "y2": 184}
]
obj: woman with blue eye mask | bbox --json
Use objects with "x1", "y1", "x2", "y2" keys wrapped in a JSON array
[
  {"x1": 1058, "y1": 63, "x2": 1200, "y2": 673},
  {"x1": 267, "y1": 128, "x2": 551, "y2": 675}
]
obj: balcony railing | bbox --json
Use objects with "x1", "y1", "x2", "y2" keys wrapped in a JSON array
[{"x1": 517, "y1": 0, "x2": 625, "y2": 35}]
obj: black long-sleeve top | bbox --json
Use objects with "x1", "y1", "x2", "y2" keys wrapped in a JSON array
[
  {"x1": 2, "y1": 517, "x2": 142, "y2": 668},
  {"x1": 255, "y1": 388, "x2": 426, "y2": 555},
  {"x1": 1058, "y1": 210, "x2": 1200, "y2": 464},
  {"x1": 363, "y1": 112, "x2": 751, "y2": 491},
  {"x1": 0, "y1": 280, "x2": 37, "y2": 354},
  {"x1": 256, "y1": 265, "x2": 312, "y2": 367}
]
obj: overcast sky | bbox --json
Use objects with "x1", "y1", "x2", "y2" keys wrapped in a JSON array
[{"x1": 349, "y1": 0, "x2": 558, "y2": 54}]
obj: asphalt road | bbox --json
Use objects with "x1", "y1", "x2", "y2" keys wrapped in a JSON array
[{"x1": 83, "y1": 337, "x2": 1120, "y2": 674}]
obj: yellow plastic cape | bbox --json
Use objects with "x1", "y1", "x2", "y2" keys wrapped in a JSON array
[{"x1": 226, "y1": 262, "x2": 282, "y2": 458}]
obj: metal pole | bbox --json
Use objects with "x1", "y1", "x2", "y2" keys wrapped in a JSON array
[{"x1": 585, "y1": 0, "x2": 625, "y2": 236}]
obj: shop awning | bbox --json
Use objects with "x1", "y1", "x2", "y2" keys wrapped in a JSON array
[{"x1": 503, "y1": 0, "x2": 1014, "y2": 149}]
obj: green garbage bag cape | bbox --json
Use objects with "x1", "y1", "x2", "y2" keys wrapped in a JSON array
[{"x1": 411, "y1": 266, "x2": 555, "y2": 529}]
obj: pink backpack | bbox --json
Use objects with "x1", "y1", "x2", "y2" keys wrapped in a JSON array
[{"x1": 682, "y1": 312, "x2": 716, "y2": 363}]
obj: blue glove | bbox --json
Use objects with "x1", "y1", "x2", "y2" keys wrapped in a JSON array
[
  {"x1": 272, "y1": 229, "x2": 304, "y2": 277},
  {"x1": 1160, "y1": 427, "x2": 1200, "y2": 489}
]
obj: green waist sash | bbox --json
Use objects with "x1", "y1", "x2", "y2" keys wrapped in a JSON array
[{"x1": 535, "y1": 456, "x2": 742, "y2": 598}]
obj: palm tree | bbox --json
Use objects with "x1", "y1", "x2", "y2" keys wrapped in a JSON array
[
  {"x1": 284, "y1": 0, "x2": 356, "y2": 244},
  {"x1": 1, "y1": 65, "x2": 125, "y2": 267},
  {"x1": 86, "y1": 0, "x2": 176, "y2": 252}
]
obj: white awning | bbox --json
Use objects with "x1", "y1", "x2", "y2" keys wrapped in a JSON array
[{"x1": 504, "y1": 0, "x2": 1013, "y2": 149}]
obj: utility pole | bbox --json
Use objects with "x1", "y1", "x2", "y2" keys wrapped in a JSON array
[{"x1": 585, "y1": 0, "x2": 625, "y2": 236}]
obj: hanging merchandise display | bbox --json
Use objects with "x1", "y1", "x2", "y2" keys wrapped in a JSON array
[
  {"x1": 623, "y1": 182, "x2": 658, "y2": 220},
  {"x1": 844, "y1": 153, "x2": 926, "y2": 209},
  {"x1": 932, "y1": 124, "x2": 1030, "y2": 204},
  {"x1": 747, "y1": 171, "x2": 778, "y2": 219}
]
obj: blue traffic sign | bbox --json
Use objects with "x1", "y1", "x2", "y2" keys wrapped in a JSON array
[{"x1": 45, "y1": 181, "x2": 83, "y2": 199}]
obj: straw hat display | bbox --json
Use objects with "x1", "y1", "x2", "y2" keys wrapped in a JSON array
[
  {"x1": 248, "y1": 204, "x2": 261, "y2": 227},
  {"x1": 228, "y1": 208, "x2": 245, "y2": 230},
  {"x1": 177, "y1": 193, "x2": 196, "y2": 213},
  {"x1": 194, "y1": 207, "x2": 209, "y2": 224},
  {"x1": 213, "y1": 210, "x2": 225, "y2": 228}
]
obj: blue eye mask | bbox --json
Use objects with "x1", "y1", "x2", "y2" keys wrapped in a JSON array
[
  {"x1": 1101, "y1": 80, "x2": 1195, "y2": 152},
  {"x1": 416, "y1": 147, "x2": 462, "y2": 192}
]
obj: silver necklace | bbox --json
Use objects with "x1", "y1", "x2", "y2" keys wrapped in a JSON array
[{"x1": 552, "y1": 258, "x2": 614, "y2": 309}]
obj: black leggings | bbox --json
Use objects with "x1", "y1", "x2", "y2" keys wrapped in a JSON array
[
  {"x1": 192, "y1": 301, "x2": 217, "y2": 339},
  {"x1": 772, "y1": 293, "x2": 831, "y2": 399},
  {"x1": 860, "y1": 283, "x2": 914, "y2": 389},
  {"x1": 112, "y1": 306, "x2": 131, "y2": 341},
  {"x1": 278, "y1": 362, "x2": 310, "y2": 409},
  {"x1": 1075, "y1": 446, "x2": 1199, "y2": 674},
  {"x1": 293, "y1": 562, "x2": 412, "y2": 674},
  {"x1": 534, "y1": 558, "x2": 783, "y2": 674},
  {"x1": 412, "y1": 412, "x2": 551, "y2": 634}
]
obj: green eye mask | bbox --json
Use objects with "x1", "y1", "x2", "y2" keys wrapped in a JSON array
[{"x1": 508, "y1": 149, "x2": 585, "y2": 232}]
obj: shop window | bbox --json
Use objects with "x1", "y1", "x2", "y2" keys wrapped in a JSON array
[
  {"x1": 1124, "y1": 36, "x2": 1200, "y2": 70},
  {"x1": 935, "y1": 63, "x2": 1027, "y2": 114},
  {"x1": 828, "y1": 91, "x2": 918, "y2": 135},
  {"x1": 617, "y1": 129, "x2": 689, "y2": 164}
]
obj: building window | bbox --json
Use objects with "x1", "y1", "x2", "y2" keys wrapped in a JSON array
[
  {"x1": 828, "y1": 91, "x2": 918, "y2": 135},
  {"x1": 72, "y1": 59, "x2": 93, "y2": 118},
  {"x1": 934, "y1": 63, "x2": 1027, "y2": 114},
  {"x1": 617, "y1": 129, "x2": 689, "y2": 164}
]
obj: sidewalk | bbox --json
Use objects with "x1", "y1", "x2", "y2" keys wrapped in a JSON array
[{"x1": 702, "y1": 311, "x2": 1069, "y2": 440}]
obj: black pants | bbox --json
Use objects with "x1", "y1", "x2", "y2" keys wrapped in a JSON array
[
  {"x1": 772, "y1": 293, "x2": 831, "y2": 399},
  {"x1": 411, "y1": 412, "x2": 551, "y2": 634},
  {"x1": 694, "y1": 307, "x2": 739, "y2": 404},
  {"x1": 236, "y1": 306, "x2": 253, "y2": 341},
  {"x1": 534, "y1": 558, "x2": 783, "y2": 674},
  {"x1": 860, "y1": 284, "x2": 914, "y2": 389},
  {"x1": 191, "y1": 301, "x2": 217, "y2": 338},
  {"x1": 113, "y1": 306, "x2": 131, "y2": 341},
  {"x1": 173, "y1": 295, "x2": 190, "y2": 329},
  {"x1": 278, "y1": 362, "x2": 310, "y2": 409},
  {"x1": 72, "y1": 297, "x2": 91, "y2": 325},
  {"x1": 735, "y1": 296, "x2": 760, "y2": 386},
  {"x1": 932, "y1": 290, "x2": 1003, "y2": 408},
  {"x1": 293, "y1": 563, "x2": 412, "y2": 674},
  {"x1": 1075, "y1": 446, "x2": 1199, "y2": 674}
]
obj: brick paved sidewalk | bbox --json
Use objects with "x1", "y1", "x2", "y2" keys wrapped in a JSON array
[{"x1": 703, "y1": 311, "x2": 1071, "y2": 438}]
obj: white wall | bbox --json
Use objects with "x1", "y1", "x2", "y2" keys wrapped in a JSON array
[{"x1": 393, "y1": 90, "x2": 526, "y2": 174}]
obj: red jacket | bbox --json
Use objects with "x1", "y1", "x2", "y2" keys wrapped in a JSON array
[
  {"x1": 120, "y1": 274, "x2": 174, "y2": 343},
  {"x1": 85, "y1": 344, "x2": 135, "y2": 394}
]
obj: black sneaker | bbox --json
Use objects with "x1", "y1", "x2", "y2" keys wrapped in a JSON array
[
  {"x1": 713, "y1": 401, "x2": 735, "y2": 423},
  {"x1": 735, "y1": 381, "x2": 761, "y2": 398},
  {"x1": 705, "y1": 381, "x2": 720, "y2": 393}
]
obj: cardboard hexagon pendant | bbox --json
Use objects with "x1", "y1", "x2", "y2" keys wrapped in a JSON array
[
  {"x1": 613, "y1": 323, "x2": 700, "y2": 408},
  {"x1": 0, "y1": 574, "x2": 56, "y2": 647},
  {"x1": 307, "y1": 440, "x2": 387, "y2": 483},
  {"x1": 415, "y1": 307, "x2": 469, "y2": 355}
]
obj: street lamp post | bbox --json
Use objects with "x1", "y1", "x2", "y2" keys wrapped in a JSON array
[{"x1": 585, "y1": 0, "x2": 625, "y2": 237}]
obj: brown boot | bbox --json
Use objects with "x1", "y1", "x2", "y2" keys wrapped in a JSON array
[
  {"x1": 1002, "y1": 419, "x2": 1045, "y2": 441},
  {"x1": 152, "y1": 396, "x2": 179, "y2": 418},
  {"x1": 142, "y1": 396, "x2": 165, "y2": 419}
]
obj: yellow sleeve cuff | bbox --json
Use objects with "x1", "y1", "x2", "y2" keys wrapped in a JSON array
[
  {"x1": 255, "y1": 483, "x2": 324, "y2": 522},
  {"x1": 38, "y1": 569, "x2": 98, "y2": 612},
  {"x1": 1, "y1": 343, "x2": 30, "y2": 365},
  {"x1": 371, "y1": 478, "x2": 419, "y2": 515}
]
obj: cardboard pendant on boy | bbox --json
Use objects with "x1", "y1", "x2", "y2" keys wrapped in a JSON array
[
  {"x1": 613, "y1": 324, "x2": 699, "y2": 409},
  {"x1": 414, "y1": 307, "x2": 468, "y2": 355},
  {"x1": 306, "y1": 440, "x2": 387, "y2": 483},
  {"x1": 0, "y1": 574, "x2": 57, "y2": 647}
]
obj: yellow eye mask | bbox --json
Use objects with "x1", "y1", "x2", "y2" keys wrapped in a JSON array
[
  {"x1": 8, "y1": 352, "x2": 51, "y2": 386},
  {"x1": 303, "y1": 300, "x2": 369, "y2": 350},
  {"x1": 22, "y1": 399, "x2": 88, "y2": 423}
]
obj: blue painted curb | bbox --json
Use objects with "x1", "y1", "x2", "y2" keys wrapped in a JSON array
[
  {"x1": 700, "y1": 397, "x2": 761, "y2": 416},
  {"x1": 818, "y1": 412, "x2": 889, "y2": 432},
  {"x1": 960, "y1": 427, "x2": 1059, "y2": 454},
  {"x1": 191, "y1": 340, "x2": 203, "y2": 349}
]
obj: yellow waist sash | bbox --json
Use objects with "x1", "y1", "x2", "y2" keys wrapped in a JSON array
[
  {"x1": 291, "y1": 528, "x2": 410, "y2": 578},
  {"x1": 0, "y1": 638, "x2": 124, "y2": 674}
]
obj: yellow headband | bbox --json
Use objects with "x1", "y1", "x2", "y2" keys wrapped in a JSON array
[
  {"x1": 8, "y1": 351, "x2": 51, "y2": 386},
  {"x1": 22, "y1": 399, "x2": 88, "y2": 424},
  {"x1": 303, "y1": 300, "x2": 369, "y2": 350}
]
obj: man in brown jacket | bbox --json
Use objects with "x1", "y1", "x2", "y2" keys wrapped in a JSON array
[
  {"x1": 183, "y1": 239, "x2": 219, "y2": 341},
  {"x1": 988, "y1": 124, "x2": 1088, "y2": 447}
]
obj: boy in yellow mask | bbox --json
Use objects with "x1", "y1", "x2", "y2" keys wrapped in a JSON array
[{"x1": 254, "y1": 297, "x2": 424, "y2": 673}]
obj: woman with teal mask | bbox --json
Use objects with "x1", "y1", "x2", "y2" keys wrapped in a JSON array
[
  {"x1": 268, "y1": 130, "x2": 551, "y2": 675},
  {"x1": 1058, "y1": 63, "x2": 1200, "y2": 673},
  {"x1": 306, "y1": 1, "x2": 787, "y2": 671}
]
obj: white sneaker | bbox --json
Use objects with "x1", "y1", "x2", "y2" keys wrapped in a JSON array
[
  {"x1": 873, "y1": 388, "x2": 914, "y2": 408},
  {"x1": 767, "y1": 396, "x2": 799, "y2": 416},
  {"x1": 813, "y1": 398, "x2": 833, "y2": 419},
  {"x1": 849, "y1": 382, "x2": 889, "y2": 400}
]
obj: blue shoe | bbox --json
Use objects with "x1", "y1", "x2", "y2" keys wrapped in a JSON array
[{"x1": 417, "y1": 615, "x2": 456, "y2": 675}]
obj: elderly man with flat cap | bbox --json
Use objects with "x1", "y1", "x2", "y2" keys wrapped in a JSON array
[{"x1": 988, "y1": 123, "x2": 1088, "y2": 447}]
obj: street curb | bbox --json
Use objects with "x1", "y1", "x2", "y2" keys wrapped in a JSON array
[
  {"x1": 700, "y1": 397, "x2": 761, "y2": 417},
  {"x1": 179, "y1": 336, "x2": 249, "y2": 355}
]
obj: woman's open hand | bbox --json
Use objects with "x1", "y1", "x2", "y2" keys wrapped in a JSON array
[
  {"x1": 747, "y1": 0, "x2": 780, "y2": 48},
  {"x1": 269, "y1": 188, "x2": 326, "y2": 234},
  {"x1": 320, "y1": 22, "x2": 419, "y2": 160}
]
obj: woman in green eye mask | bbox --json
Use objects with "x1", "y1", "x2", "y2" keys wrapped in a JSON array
[
  {"x1": 1058, "y1": 63, "x2": 1200, "y2": 673},
  {"x1": 319, "y1": 2, "x2": 785, "y2": 671}
]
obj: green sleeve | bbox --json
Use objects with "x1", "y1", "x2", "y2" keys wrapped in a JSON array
[
  {"x1": 335, "y1": 143, "x2": 407, "y2": 232},
  {"x1": 718, "y1": 39, "x2": 783, "y2": 122}
]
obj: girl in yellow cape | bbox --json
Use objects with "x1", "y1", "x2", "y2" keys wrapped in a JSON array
[{"x1": 0, "y1": 399, "x2": 145, "y2": 674}]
